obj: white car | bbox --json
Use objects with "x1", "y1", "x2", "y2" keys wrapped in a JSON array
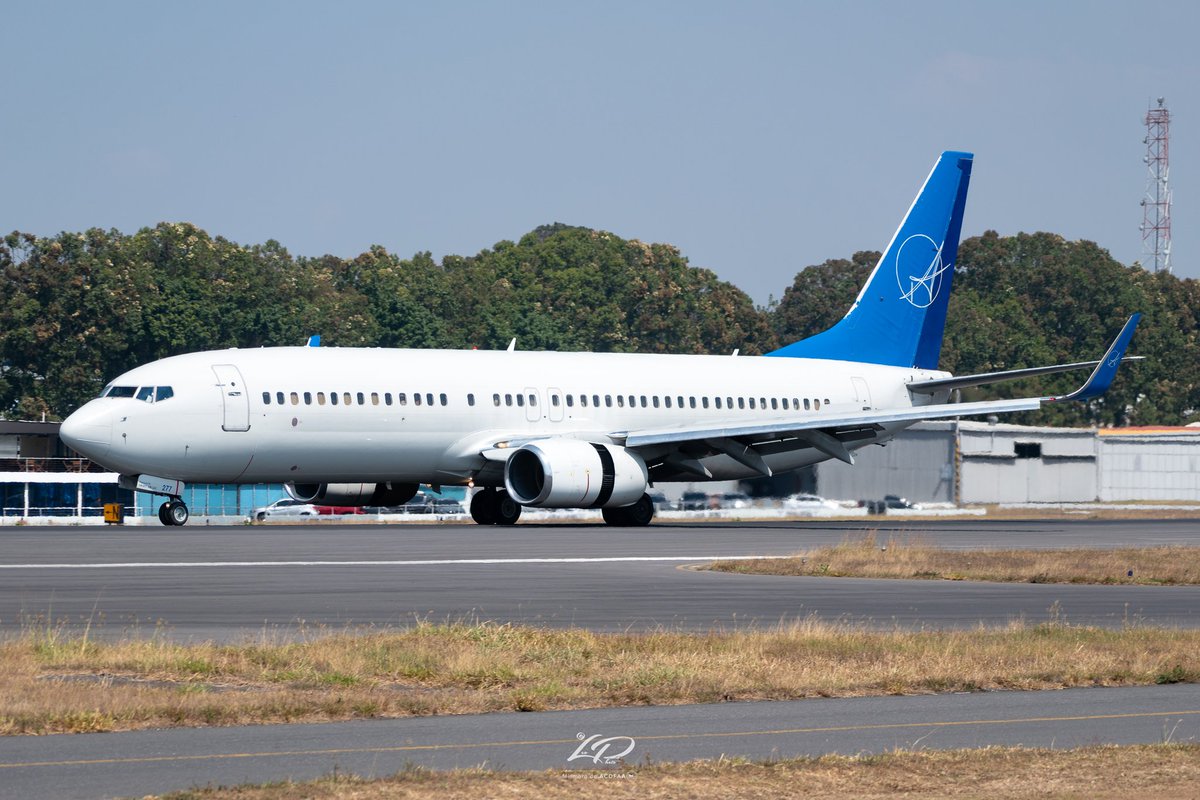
[
  {"x1": 783, "y1": 493, "x2": 839, "y2": 510},
  {"x1": 252, "y1": 498, "x2": 318, "y2": 521}
]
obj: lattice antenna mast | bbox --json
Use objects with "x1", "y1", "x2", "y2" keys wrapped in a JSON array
[{"x1": 1140, "y1": 97, "x2": 1172, "y2": 273}]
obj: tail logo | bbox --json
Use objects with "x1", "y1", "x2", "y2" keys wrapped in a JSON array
[{"x1": 895, "y1": 233, "x2": 951, "y2": 309}]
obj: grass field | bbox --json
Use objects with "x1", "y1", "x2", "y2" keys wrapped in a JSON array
[
  {"x1": 708, "y1": 535, "x2": 1200, "y2": 584},
  {"x1": 155, "y1": 744, "x2": 1200, "y2": 800},
  {"x1": 3, "y1": 618, "x2": 1197, "y2": 734}
]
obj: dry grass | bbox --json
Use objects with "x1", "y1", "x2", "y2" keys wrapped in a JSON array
[
  {"x1": 157, "y1": 744, "x2": 1200, "y2": 800},
  {"x1": 2, "y1": 618, "x2": 1197, "y2": 735},
  {"x1": 709, "y1": 534, "x2": 1200, "y2": 584}
]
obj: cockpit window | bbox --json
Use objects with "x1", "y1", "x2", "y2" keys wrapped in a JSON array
[
  {"x1": 105, "y1": 386, "x2": 137, "y2": 398},
  {"x1": 136, "y1": 386, "x2": 155, "y2": 403},
  {"x1": 156, "y1": 386, "x2": 174, "y2": 402}
]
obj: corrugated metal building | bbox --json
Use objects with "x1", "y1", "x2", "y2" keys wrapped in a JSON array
[{"x1": 816, "y1": 421, "x2": 1200, "y2": 504}]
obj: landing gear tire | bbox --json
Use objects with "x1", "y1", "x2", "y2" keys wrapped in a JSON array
[
  {"x1": 158, "y1": 499, "x2": 189, "y2": 526},
  {"x1": 602, "y1": 494, "x2": 655, "y2": 527},
  {"x1": 470, "y1": 490, "x2": 499, "y2": 525},
  {"x1": 495, "y1": 491, "x2": 522, "y2": 526}
]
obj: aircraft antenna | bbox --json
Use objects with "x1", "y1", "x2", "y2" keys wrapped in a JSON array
[{"x1": 1140, "y1": 97, "x2": 1172, "y2": 273}]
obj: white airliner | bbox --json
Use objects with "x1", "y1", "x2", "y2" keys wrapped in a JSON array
[{"x1": 60, "y1": 151, "x2": 1141, "y2": 526}]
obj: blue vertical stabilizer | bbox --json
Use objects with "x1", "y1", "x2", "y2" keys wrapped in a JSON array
[{"x1": 768, "y1": 151, "x2": 973, "y2": 369}]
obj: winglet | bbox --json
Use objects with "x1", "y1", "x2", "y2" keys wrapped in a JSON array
[
  {"x1": 1050, "y1": 313, "x2": 1141, "y2": 402},
  {"x1": 307, "y1": 334, "x2": 321, "y2": 347}
]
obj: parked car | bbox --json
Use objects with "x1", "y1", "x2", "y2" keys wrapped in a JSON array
[
  {"x1": 720, "y1": 492, "x2": 752, "y2": 509},
  {"x1": 783, "y1": 493, "x2": 838, "y2": 510},
  {"x1": 679, "y1": 491, "x2": 709, "y2": 511},
  {"x1": 647, "y1": 492, "x2": 672, "y2": 511},
  {"x1": 252, "y1": 499, "x2": 318, "y2": 521},
  {"x1": 883, "y1": 494, "x2": 920, "y2": 510},
  {"x1": 431, "y1": 498, "x2": 465, "y2": 514}
]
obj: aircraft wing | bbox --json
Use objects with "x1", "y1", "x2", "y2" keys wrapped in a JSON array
[{"x1": 613, "y1": 314, "x2": 1141, "y2": 475}]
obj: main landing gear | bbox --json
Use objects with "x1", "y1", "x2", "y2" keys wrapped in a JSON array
[
  {"x1": 601, "y1": 493, "x2": 655, "y2": 527},
  {"x1": 470, "y1": 489, "x2": 522, "y2": 525},
  {"x1": 157, "y1": 498, "x2": 189, "y2": 526}
]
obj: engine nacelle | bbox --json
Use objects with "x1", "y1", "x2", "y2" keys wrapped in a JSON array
[
  {"x1": 504, "y1": 440, "x2": 648, "y2": 508},
  {"x1": 285, "y1": 481, "x2": 419, "y2": 507}
]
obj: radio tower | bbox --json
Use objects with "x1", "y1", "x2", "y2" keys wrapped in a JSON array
[{"x1": 1140, "y1": 97, "x2": 1172, "y2": 273}]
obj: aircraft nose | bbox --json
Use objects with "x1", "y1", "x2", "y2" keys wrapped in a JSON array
[{"x1": 60, "y1": 402, "x2": 112, "y2": 461}]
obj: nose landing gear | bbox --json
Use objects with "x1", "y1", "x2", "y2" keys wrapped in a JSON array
[{"x1": 157, "y1": 499, "x2": 190, "y2": 526}]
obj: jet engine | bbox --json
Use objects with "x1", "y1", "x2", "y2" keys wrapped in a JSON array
[
  {"x1": 285, "y1": 481, "x2": 419, "y2": 507},
  {"x1": 504, "y1": 440, "x2": 648, "y2": 508}
]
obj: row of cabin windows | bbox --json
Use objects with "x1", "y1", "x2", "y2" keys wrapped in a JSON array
[
  {"x1": 500, "y1": 393, "x2": 829, "y2": 411},
  {"x1": 262, "y1": 390, "x2": 830, "y2": 412},
  {"x1": 262, "y1": 391, "x2": 449, "y2": 407}
]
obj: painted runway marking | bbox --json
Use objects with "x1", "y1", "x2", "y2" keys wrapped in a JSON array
[
  {"x1": 0, "y1": 555, "x2": 790, "y2": 570},
  {"x1": 2, "y1": 709, "x2": 1198, "y2": 770}
]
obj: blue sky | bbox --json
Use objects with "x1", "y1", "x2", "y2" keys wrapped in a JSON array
[{"x1": 3, "y1": 1, "x2": 1196, "y2": 305}]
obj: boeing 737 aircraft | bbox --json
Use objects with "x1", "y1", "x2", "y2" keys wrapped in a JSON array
[{"x1": 60, "y1": 151, "x2": 1140, "y2": 526}]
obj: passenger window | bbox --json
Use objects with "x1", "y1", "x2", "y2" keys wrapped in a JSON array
[
  {"x1": 701, "y1": 397, "x2": 709, "y2": 409},
  {"x1": 738, "y1": 397, "x2": 745, "y2": 409},
  {"x1": 782, "y1": 398, "x2": 789, "y2": 410},
  {"x1": 771, "y1": 398, "x2": 778, "y2": 410},
  {"x1": 652, "y1": 396, "x2": 660, "y2": 408},
  {"x1": 617, "y1": 395, "x2": 625, "y2": 408},
  {"x1": 813, "y1": 398, "x2": 820, "y2": 409},
  {"x1": 749, "y1": 398, "x2": 756, "y2": 410},
  {"x1": 276, "y1": 392, "x2": 285, "y2": 405},
  {"x1": 505, "y1": 394, "x2": 513, "y2": 406},
  {"x1": 467, "y1": 393, "x2": 475, "y2": 407},
  {"x1": 425, "y1": 393, "x2": 434, "y2": 406},
  {"x1": 677, "y1": 396, "x2": 684, "y2": 408},
  {"x1": 605, "y1": 395, "x2": 612, "y2": 408},
  {"x1": 804, "y1": 398, "x2": 811, "y2": 410},
  {"x1": 317, "y1": 392, "x2": 326, "y2": 405},
  {"x1": 579, "y1": 395, "x2": 587, "y2": 407},
  {"x1": 371, "y1": 392, "x2": 379, "y2": 406},
  {"x1": 515, "y1": 394, "x2": 524, "y2": 407},
  {"x1": 344, "y1": 392, "x2": 352, "y2": 406},
  {"x1": 331, "y1": 392, "x2": 339, "y2": 406},
  {"x1": 261, "y1": 391, "x2": 270, "y2": 405},
  {"x1": 291, "y1": 392, "x2": 299, "y2": 405},
  {"x1": 665, "y1": 396, "x2": 672, "y2": 408},
  {"x1": 689, "y1": 397, "x2": 696, "y2": 409},
  {"x1": 439, "y1": 393, "x2": 447, "y2": 406},
  {"x1": 760, "y1": 397, "x2": 767, "y2": 410},
  {"x1": 398, "y1": 393, "x2": 408, "y2": 406},
  {"x1": 157, "y1": 386, "x2": 174, "y2": 402},
  {"x1": 593, "y1": 394, "x2": 601, "y2": 407},
  {"x1": 414, "y1": 393, "x2": 422, "y2": 406},
  {"x1": 385, "y1": 393, "x2": 393, "y2": 406},
  {"x1": 824, "y1": 398, "x2": 830, "y2": 406},
  {"x1": 640, "y1": 396, "x2": 647, "y2": 408},
  {"x1": 528, "y1": 394, "x2": 536, "y2": 407},
  {"x1": 566, "y1": 395, "x2": 574, "y2": 407},
  {"x1": 714, "y1": 397, "x2": 721, "y2": 409},
  {"x1": 304, "y1": 392, "x2": 313, "y2": 405},
  {"x1": 494, "y1": 393, "x2": 501, "y2": 407},
  {"x1": 552, "y1": 395, "x2": 560, "y2": 407},
  {"x1": 357, "y1": 392, "x2": 365, "y2": 405}
]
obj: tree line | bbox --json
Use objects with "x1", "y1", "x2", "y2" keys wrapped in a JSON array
[{"x1": 1, "y1": 222, "x2": 1193, "y2": 427}]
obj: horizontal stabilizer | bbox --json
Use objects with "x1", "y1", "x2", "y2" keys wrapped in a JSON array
[{"x1": 909, "y1": 356, "x2": 1143, "y2": 395}]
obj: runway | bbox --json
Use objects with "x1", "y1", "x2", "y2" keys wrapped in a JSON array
[
  {"x1": 2, "y1": 518, "x2": 1200, "y2": 639},
  {"x1": 1, "y1": 684, "x2": 1197, "y2": 799}
]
